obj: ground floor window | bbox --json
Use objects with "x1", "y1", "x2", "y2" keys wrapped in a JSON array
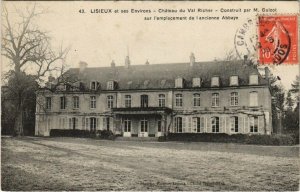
[
  {"x1": 230, "y1": 116, "x2": 239, "y2": 133},
  {"x1": 211, "y1": 117, "x2": 219, "y2": 133},
  {"x1": 124, "y1": 119, "x2": 131, "y2": 132},
  {"x1": 141, "y1": 119, "x2": 148, "y2": 132},
  {"x1": 175, "y1": 117, "x2": 183, "y2": 133},
  {"x1": 90, "y1": 117, "x2": 97, "y2": 131},
  {"x1": 192, "y1": 117, "x2": 201, "y2": 133},
  {"x1": 250, "y1": 116, "x2": 258, "y2": 133},
  {"x1": 157, "y1": 120, "x2": 162, "y2": 132}
]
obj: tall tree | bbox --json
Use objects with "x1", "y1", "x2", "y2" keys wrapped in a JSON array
[{"x1": 1, "y1": 5, "x2": 68, "y2": 135}]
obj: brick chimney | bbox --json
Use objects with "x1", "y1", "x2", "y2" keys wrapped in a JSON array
[
  {"x1": 125, "y1": 56, "x2": 130, "y2": 68},
  {"x1": 190, "y1": 53, "x2": 195, "y2": 67},
  {"x1": 264, "y1": 66, "x2": 270, "y2": 85},
  {"x1": 79, "y1": 61, "x2": 88, "y2": 72},
  {"x1": 111, "y1": 60, "x2": 116, "y2": 67}
]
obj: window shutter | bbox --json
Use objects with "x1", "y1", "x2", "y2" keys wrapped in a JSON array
[
  {"x1": 96, "y1": 118, "x2": 99, "y2": 130},
  {"x1": 75, "y1": 118, "x2": 78, "y2": 129},
  {"x1": 226, "y1": 117, "x2": 230, "y2": 133},
  {"x1": 110, "y1": 117, "x2": 114, "y2": 131},
  {"x1": 207, "y1": 117, "x2": 211, "y2": 133},
  {"x1": 187, "y1": 117, "x2": 192, "y2": 133},
  {"x1": 174, "y1": 117, "x2": 177, "y2": 132},
  {"x1": 103, "y1": 117, "x2": 106, "y2": 130},
  {"x1": 200, "y1": 117, "x2": 205, "y2": 133},
  {"x1": 258, "y1": 116, "x2": 264, "y2": 133},
  {"x1": 182, "y1": 117, "x2": 186, "y2": 132},
  {"x1": 85, "y1": 118, "x2": 89, "y2": 130},
  {"x1": 82, "y1": 118, "x2": 85, "y2": 130},
  {"x1": 238, "y1": 116, "x2": 243, "y2": 133},
  {"x1": 221, "y1": 117, "x2": 225, "y2": 133},
  {"x1": 69, "y1": 118, "x2": 72, "y2": 129},
  {"x1": 244, "y1": 116, "x2": 249, "y2": 133}
]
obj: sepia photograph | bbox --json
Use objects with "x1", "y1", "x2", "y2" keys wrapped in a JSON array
[{"x1": 1, "y1": 1, "x2": 299, "y2": 191}]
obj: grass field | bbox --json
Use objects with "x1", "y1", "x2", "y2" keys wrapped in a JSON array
[{"x1": 1, "y1": 136, "x2": 299, "y2": 191}]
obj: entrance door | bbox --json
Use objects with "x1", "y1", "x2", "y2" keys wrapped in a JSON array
[{"x1": 139, "y1": 119, "x2": 148, "y2": 137}]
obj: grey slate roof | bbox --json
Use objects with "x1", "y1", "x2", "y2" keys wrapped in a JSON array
[{"x1": 64, "y1": 60, "x2": 268, "y2": 90}]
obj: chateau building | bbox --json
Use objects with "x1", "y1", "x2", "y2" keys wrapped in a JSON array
[{"x1": 35, "y1": 54, "x2": 273, "y2": 137}]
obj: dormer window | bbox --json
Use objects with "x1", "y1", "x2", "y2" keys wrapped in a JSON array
[
  {"x1": 211, "y1": 76, "x2": 219, "y2": 87},
  {"x1": 249, "y1": 74, "x2": 258, "y2": 85},
  {"x1": 90, "y1": 81, "x2": 100, "y2": 90},
  {"x1": 192, "y1": 78, "x2": 201, "y2": 87},
  {"x1": 107, "y1": 81, "x2": 115, "y2": 90},
  {"x1": 175, "y1": 77, "x2": 183, "y2": 88},
  {"x1": 230, "y1": 76, "x2": 239, "y2": 86}
]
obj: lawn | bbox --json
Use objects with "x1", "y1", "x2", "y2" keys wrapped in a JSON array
[{"x1": 1, "y1": 136, "x2": 299, "y2": 191}]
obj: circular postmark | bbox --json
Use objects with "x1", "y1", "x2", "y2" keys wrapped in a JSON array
[
  {"x1": 234, "y1": 18, "x2": 258, "y2": 64},
  {"x1": 258, "y1": 16, "x2": 292, "y2": 65}
]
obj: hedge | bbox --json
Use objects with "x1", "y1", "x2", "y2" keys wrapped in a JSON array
[
  {"x1": 166, "y1": 133, "x2": 296, "y2": 145},
  {"x1": 50, "y1": 129, "x2": 91, "y2": 137}
]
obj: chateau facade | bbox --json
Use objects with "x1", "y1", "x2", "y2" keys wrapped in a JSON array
[{"x1": 35, "y1": 55, "x2": 273, "y2": 137}]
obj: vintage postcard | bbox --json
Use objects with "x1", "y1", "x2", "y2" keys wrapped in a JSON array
[{"x1": 1, "y1": 1, "x2": 299, "y2": 191}]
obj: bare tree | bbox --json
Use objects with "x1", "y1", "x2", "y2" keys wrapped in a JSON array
[{"x1": 1, "y1": 4, "x2": 69, "y2": 135}]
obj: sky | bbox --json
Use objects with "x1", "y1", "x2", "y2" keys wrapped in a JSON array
[{"x1": 2, "y1": 1, "x2": 299, "y2": 90}]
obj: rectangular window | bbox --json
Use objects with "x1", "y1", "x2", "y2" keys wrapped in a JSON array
[
  {"x1": 60, "y1": 96, "x2": 66, "y2": 109},
  {"x1": 125, "y1": 95, "x2": 131, "y2": 108},
  {"x1": 90, "y1": 96, "x2": 96, "y2": 109},
  {"x1": 192, "y1": 78, "x2": 201, "y2": 87},
  {"x1": 249, "y1": 92, "x2": 258, "y2": 106},
  {"x1": 249, "y1": 75, "x2": 258, "y2": 85},
  {"x1": 211, "y1": 117, "x2": 219, "y2": 133},
  {"x1": 193, "y1": 117, "x2": 201, "y2": 132},
  {"x1": 230, "y1": 76, "x2": 239, "y2": 86},
  {"x1": 107, "y1": 81, "x2": 114, "y2": 90},
  {"x1": 73, "y1": 96, "x2": 79, "y2": 109},
  {"x1": 175, "y1": 94, "x2": 183, "y2": 107},
  {"x1": 46, "y1": 97, "x2": 52, "y2": 110},
  {"x1": 230, "y1": 92, "x2": 238, "y2": 106},
  {"x1": 211, "y1": 77, "x2": 219, "y2": 87},
  {"x1": 141, "y1": 95, "x2": 148, "y2": 108},
  {"x1": 107, "y1": 95, "x2": 114, "y2": 108},
  {"x1": 159, "y1": 94, "x2": 166, "y2": 107},
  {"x1": 157, "y1": 120, "x2": 162, "y2": 132},
  {"x1": 141, "y1": 119, "x2": 148, "y2": 132},
  {"x1": 230, "y1": 116, "x2": 239, "y2": 132},
  {"x1": 250, "y1": 116, "x2": 258, "y2": 133},
  {"x1": 124, "y1": 119, "x2": 131, "y2": 132},
  {"x1": 90, "y1": 117, "x2": 96, "y2": 131},
  {"x1": 175, "y1": 117, "x2": 183, "y2": 133},
  {"x1": 175, "y1": 78, "x2": 183, "y2": 88},
  {"x1": 193, "y1": 93, "x2": 201, "y2": 107},
  {"x1": 212, "y1": 93, "x2": 219, "y2": 107}
]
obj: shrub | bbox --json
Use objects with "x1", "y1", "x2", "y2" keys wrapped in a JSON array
[
  {"x1": 97, "y1": 130, "x2": 115, "y2": 140},
  {"x1": 158, "y1": 135, "x2": 167, "y2": 142},
  {"x1": 167, "y1": 133, "x2": 296, "y2": 145},
  {"x1": 50, "y1": 129, "x2": 90, "y2": 137}
]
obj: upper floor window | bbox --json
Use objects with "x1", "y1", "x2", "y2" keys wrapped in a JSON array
[
  {"x1": 158, "y1": 94, "x2": 166, "y2": 107},
  {"x1": 175, "y1": 77, "x2": 183, "y2": 88},
  {"x1": 73, "y1": 96, "x2": 79, "y2": 109},
  {"x1": 90, "y1": 81, "x2": 100, "y2": 90},
  {"x1": 230, "y1": 92, "x2": 238, "y2": 106},
  {"x1": 141, "y1": 95, "x2": 148, "y2": 108},
  {"x1": 249, "y1": 74, "x2": 258, "y2": 85},
  {"x1": 175, "y1": 94, "x2": 183, "y2": 107},
  {"x1": 250, "y1": 116, "x2": 258, "y2": 133},
  {"x1": 230, "y1": 116, "x2": 239, "y2": 133},
  {"x1": 193, "y1": 93, "x2": 201, "y2": 107},
  {"x1": 192, "y1": 78, "x2": 201, "y2": 87},
  {"x1": 174, "y1": 117, "x2": 183, "y2": 133},
  {"x1": 107, "y1": 81, "x2": 115, "y2": 90},
  {"x1": 211, "y1": 76, "x2": 219, "y2": 87},
  {"x1": 107, "y1": 95, "x2": 114, "y2": 108},
  {"x1": 249, "y1": 91, "x2": 258, "y2": 106},
  {"x1": 60, "y1": 96, "x2": 66, "y2": 110},
  {"x1": 212, "y1": 93, "x2": 219, "y2": 107},
  {"x1": 230, "y1": 76, "x2": 239, "y2": 86},
  {"x1": 211, "y1": 117, "x2": 219, "y2": 133},
  {"x1": 46, "y1": 97, "x2": 52, "y2": 110},
  {"x1": 125, "y1": 95, "x2": 131, "y2": 108},
  {"x1": 90, "y1": 96, "x2": 96, "y2": 109}
]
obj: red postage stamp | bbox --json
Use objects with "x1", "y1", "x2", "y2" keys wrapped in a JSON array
[{"x1": 258, "y1": 15, "x2": 298, "y2": 65}]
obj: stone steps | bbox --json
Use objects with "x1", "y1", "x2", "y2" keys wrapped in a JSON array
[{"x1": 114, "y1": 136, "x2": 158, "y2": 142}]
